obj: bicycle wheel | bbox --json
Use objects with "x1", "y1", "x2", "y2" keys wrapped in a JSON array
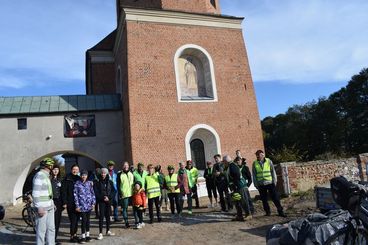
[
  {"x1": 22, "y1": 207, "x2": 34, "y2": 227},
  {"x1": 324, "y1": 227, "x2": 368, "y2": 245}
]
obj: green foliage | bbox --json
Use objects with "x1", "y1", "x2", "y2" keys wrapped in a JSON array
[
  {"x1": 269, "y1": 145, "x2": 306, "y2": 164},
  {"x1": 262, "y1": 68, "x2": 368, "y2": 160}
]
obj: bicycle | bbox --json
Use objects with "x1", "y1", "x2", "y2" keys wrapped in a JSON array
[
  {"x1": 324, "y1": 177, "x2": 368, "y2": 245},
  {"x1": 16, "y1": 190, "x2": 36, "y2": 233}
]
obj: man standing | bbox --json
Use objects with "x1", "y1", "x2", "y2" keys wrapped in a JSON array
[
  {"x1": 117, "y1": 162, "x2": 134, "y2": 228},
  {"x1": 204, "y1": 161, "x2": 218, "y2": 208},
  {"x1": 164, "y1": 165, "x2": 181, "y2": 217},
  {"x1": 213, "y1": 154, "x2": 232, "y2": 212},
  {"x1": 133, "y1": 163, "x2": 148, "y2": 190},
  {"x1": 107, "y1": 160, "x2": 119, "y2": 222},
  {"x1": 32, "y1": 158, "x2": 55, "y2": 245},
  {"x1": 186, "y1": 160, "x2": 199, "y2": 208},
  {"x1": 178, "y1": 162, "x2": 193, "y2": 214},
  {"x1": 224, "y1": 155, "x2": 252, "y2": 221},
  {"x1": 252, "y1": 150, "x2": 286, "y2": 217}
]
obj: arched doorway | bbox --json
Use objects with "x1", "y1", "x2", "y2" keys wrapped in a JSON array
[
  {"x1": 14, "y1": 150, "x2": 102, "y2": 200},
  {"x1": 185, "y1": 124, "x2": 221, "y2": 170},
  {"x1": 190, "y1": 139, "x2": 206, "y2": 170}
]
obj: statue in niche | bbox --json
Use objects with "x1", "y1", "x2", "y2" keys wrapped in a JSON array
[{"x1": 184, "y1": 57, "x2": 198, "y2": 90}]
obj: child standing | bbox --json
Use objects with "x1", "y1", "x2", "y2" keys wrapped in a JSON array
[
  {"x1": 131, "y1": 181, "x2": 146, "y2": 229},
  {"x1": 74, "y1": 170, "x2": 96, "y2": 243}
]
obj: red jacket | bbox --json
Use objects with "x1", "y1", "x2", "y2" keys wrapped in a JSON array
[{"x1": 131, "y1": 188, "x2": 146, "y2": 207}]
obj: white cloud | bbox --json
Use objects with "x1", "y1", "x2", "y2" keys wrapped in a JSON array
[
  {"x1": 221, "y1": 0, "x2": 368, "y2": 84},
  {"x1": 0, "y1": 75, "x2": 27, "y2": 89}
]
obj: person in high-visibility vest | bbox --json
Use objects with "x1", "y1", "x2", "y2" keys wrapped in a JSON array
[
  {"x1": 164, "y1": 165, "x2": 181, "y2": 217},
  {"x1": 145, "y1": 164, "x2": 162, "y2": 223},
  {"x1": 186, "y1": 160, "x2": 200, "y2": 208},
  {"x1": 204, "y1": 161, "x2": 218, "y2": 208},
  {"x1": 252, "y1": 150, "x2": 286, "y2": 217},
  {"x1": 178, "y1": 162, "x2": 193, "y2": 214},
  {"x1": 117, "y1": 161, "x2": 135, "y2": 228},
  {"x1": 133, "y1": 162, "x2": 148, "y2": 189},
  {"x1": 213, "y1": 154, "x2": 232, "y2": 212}
]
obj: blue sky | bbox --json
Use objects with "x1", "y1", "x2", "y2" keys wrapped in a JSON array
[{"x1": 0, "y1": 0, "x2": 367, "y2": 118}]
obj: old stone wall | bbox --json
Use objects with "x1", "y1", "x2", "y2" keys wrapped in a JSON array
[{"x1": 278, "y1": 153, "x2": 368, "y2": 193}]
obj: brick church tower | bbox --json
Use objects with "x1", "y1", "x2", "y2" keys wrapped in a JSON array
[{"x1": 86, "y1": 0, "x2": 264, "y2": 169}]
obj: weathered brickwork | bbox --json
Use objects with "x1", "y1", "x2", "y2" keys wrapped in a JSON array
[
  {"x1": 119, "y1": 0, "x2": 221, "y2": 14},
  {"x1": 90, "y1": 63, "x2": 116, "y2": 94},
  {"x1": 279, "y1": 153, "x2": 368, "y2": 193}
]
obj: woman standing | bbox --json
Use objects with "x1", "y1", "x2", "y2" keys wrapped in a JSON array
[
  {"x1": 94, "y1": 168, "x2": 116, "y2": 240},
  {"x1": 51, "y1": 165, "x2": 63, "y2": 244},
  {"x1": 74, "y1": 170, "x2": 96, "y2": 243}
]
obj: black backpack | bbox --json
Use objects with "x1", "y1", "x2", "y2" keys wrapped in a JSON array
[
  {"x1": 0, "y1": 205, "x2": 5, "y2": 220},
  {"x1": 330, "y1": 176, "x2": 360, "y2": 213}
]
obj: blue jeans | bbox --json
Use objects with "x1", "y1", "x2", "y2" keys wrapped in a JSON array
[
  {"x1": 120, "y1": 197, "x2": 130, "y2": 223},
  {"x1": 113, "y1": 192, "x2": 119, "y2": 219}
]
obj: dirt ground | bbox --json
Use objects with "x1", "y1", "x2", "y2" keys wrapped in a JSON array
[{"x1": 0, "y1": 193, "x2": 316, "y2": 245}]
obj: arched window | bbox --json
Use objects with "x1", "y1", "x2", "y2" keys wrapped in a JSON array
[{"x1": 174, "y1": 44, "x2": 218, "y2": 102}]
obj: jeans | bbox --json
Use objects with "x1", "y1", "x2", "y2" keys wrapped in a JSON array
[
  {"x1": 148, "y1": 196, "x2": 161, "y2": 222},
  {"x1": 98, "y1": 202, "x2": 111, "y2": 234},
  {"x1": 160, "y1": 189, "x2": 168, "y2": 207},
  {"x1": 245, "y1": 188, "x2": 254, "y2": 214},
  {"x1": 80, "y1": 211, "x2": 91, "y2": 234},
  {"x1": 112, "y1": 192, "x2": 119, "y2": 219},
  {"x1": 35, "y1": 207, "x2": 55, "y2": 245},
  {"x1": 258, "y1": 184, "x2": 283, "y2": 214},
  {"x1": 120, "y1": 197, "x2": 130, "y2": 224},
  {"x1": 133, "y1": 206, "x2": 143, "y2": 224},
  {"x1": 168, "y1": 193, "x2": 181, "y2": 214}
]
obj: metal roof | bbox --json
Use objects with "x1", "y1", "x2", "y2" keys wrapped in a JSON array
[{"x1": 0, "y1": 94, "x2": 121, "y2": 115}]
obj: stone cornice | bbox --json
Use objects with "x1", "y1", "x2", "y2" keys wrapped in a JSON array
[{"x1": 124, "y1": 8, "x2": 243, "y2": 29}]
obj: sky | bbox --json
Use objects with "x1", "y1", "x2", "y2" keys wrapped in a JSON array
[{"x1": 0, "y1": 0, "x2": 367, "y2": 118}]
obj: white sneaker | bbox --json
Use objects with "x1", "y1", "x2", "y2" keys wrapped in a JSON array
[
  {"x1": 136, "y1": 223, "x2": 142, "y2": 229},
  {"x1": 97, "y1": 233, "x2": 103, "y2": 240},
  {"x1": 140, "y1": 222, "x2": 145, "y2": 227},
  {"x1": 107, "y1": 230, "x2": 115, "y2": 236}
]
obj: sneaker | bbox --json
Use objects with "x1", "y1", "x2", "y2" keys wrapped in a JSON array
[
  {"x1": 125, "y1": 223, "x2": 130, "y2": 228},
  {"x1": 136, "y1": 223, "x2": 142, "y2": 229},
  {"x1": 106, "y1": 230, "x2": 115, "y2": 236},
  {"x1": 79, "y1": 238, "x2": 86, "y2": 244},
  {"x1": 244, "y1": 215, "x2": 253, "y2": 221},
  {"x1": 148, "y1": 219, "x2": 153, "y2": 224},
  {"x1": 187, "y1": 210, "x2": 192, "y2": 215},
  {"x1": 141, "y1": 222, "x2": 145, "y2": 227},
  {"x1": 85, "y1": 237, "x2": 92, "y2": 242},
  {"x1": 70, "y1": 236, "x2": 79, "y2": 243},
  {"x1": 165, "y1": 206, "x2": 170, "y2": 211},
  {"x1": 97, "y1": 233, "x2": 103, "y2": 240}
]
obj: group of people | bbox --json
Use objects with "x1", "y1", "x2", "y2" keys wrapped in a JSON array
[{"x1": 32, "y1": 149, "x2": 285, "y2": 245}]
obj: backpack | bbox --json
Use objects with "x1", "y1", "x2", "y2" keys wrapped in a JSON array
[{"x1": 0, "y1": 205, "x2": 5, "y2": 220}]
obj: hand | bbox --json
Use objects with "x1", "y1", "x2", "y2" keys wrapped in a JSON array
[
  {"x1": 38, "y1": 208, "x2": 46, "y2": 217},
  {"x1": 63, "y1": 204, "x2": 67, "y2": 209},
  {"x1": 75, "y1": 208, "x2": 81, "y2": 212},
  {"x1": 104, "y1": 196, "x2": 109, "y2": 202}
]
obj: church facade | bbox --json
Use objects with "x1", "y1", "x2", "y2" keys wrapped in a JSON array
[{"x1": 86, "y1": 0, "x2": 264, "y2": 169}]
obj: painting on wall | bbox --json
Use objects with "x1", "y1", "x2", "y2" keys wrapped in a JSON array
[{"x1": 64, "y1": 115, "x2": 96, "y2": 138}]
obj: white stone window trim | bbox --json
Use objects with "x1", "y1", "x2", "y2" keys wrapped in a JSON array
[
  {"x1": 185, "y1": 124, "x2": 221, "y2": 161},
  {"x1": 174, "y1": 44, "x2": 218, "y2": 103}
]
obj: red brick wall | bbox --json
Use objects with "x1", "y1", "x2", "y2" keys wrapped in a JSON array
[
  {"x1": 120, "y1": 0, "x2": 220, "y2": 14},
  {"x1": 114, "y1": 21, "x2": 264, "y2": 168},
  {"x1": 90, "y1": 63, "x2": 116, "y2": 94}
]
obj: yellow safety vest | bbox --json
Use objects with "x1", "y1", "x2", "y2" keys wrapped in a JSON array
[
  {"x1": 189, "y1": 167, "x2": 199, "y2": 184},
  {"x1": 165, "y1": 174, "x2": 180, "y2": 193},
  {"x1": 145, "y1": 174, "x2": 161, "y2": 199},
  {"x1": 120, "y1": 171, "x2": 134, "y2": 198},
  {"x1": 253, "y1": 158, "x2": 272, "y2": 182}
]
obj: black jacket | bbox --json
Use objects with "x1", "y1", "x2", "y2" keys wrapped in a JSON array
[
  {"x1": 203, "y1": 167, "x2": 215, "y2": 186},
  {"x1": 62, "y1": 173, "x2": 81, "y2": 207},
  {"x1": 241, "y1": 165, "x2": 252, "y2": 187},
  {"x1": 94, "y1": 175, "x2": 115, "y2": 203},
  {"x1": 227, "y1": 162, "x2": 242, "y2": 191},
  {"x1": 51, "y1": 177, "x2": 62, "y2": 200}
]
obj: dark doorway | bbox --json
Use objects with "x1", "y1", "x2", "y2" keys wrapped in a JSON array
[{"x1": 190, "y1": 139, "x2": 206, "y2": 170}]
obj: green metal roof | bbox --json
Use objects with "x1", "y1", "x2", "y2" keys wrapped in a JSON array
[{"x1": 0, "y1": 94, "x2": 121, "y2": 115}]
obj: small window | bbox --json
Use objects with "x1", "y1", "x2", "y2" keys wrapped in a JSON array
[
  {"x1": 210, "y1": 0, "x2": 216, "y2": 8},
  {"x1": 18, "y1": 118, "x2": 27, "y2": 130}
]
